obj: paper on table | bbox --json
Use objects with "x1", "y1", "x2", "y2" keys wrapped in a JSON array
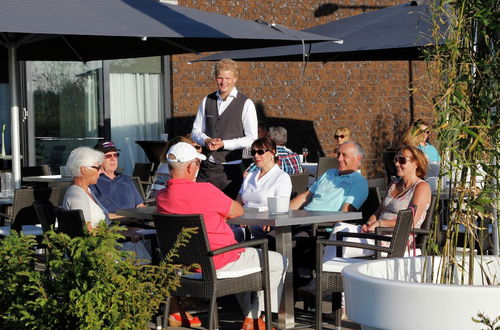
[{"x1": 244, "y1": 206, "x2": 268, "y2": 212}]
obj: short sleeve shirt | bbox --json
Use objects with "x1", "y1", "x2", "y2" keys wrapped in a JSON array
[
  {"x1": 156, "y1": 178, "x2": 242, "y2": 270},
  {"x1": 305, "y1": 169, "x2": 368, "y2": 211},
  {"x1": 90, "y1": 173, "x2": 143, "y2": 213},
  {"x1": 418, "y1": 143, "x2": 440, "y2": 163}
]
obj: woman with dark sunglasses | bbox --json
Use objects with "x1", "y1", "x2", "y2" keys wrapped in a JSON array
[
  {"x1": 323, "y1": 145, "x2": 431, "y2": 259},
  {"x1": 237, "y1": 137, "x2": 292, "y2": 238}
]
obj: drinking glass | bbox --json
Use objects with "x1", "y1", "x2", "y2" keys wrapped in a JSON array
[
  {"x1": 1, "y1": 172, "x2": 13, "y2": 198},
  {"x1": 302, "y1": 147, "x2": 309, "y2": 163}
]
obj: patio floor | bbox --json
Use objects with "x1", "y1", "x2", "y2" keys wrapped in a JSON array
[{"x1": 163, "y1": 296, "x2": 361, "y2": 330}]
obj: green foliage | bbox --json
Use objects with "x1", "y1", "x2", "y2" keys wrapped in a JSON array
[
  {"x1": 424, "y1": 0, "x2": 499, "y2": 283},
  {"x1": 0, "y1": 224, "x2": 197, "y2": 329},
  {"x1": 472, "y1": 312, "x2": 500, "y2": 330}
]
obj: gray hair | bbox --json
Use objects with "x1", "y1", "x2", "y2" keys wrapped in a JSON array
[
  {"x1": 268, "y1": 126, "x2": 287, "y2": 146},
  {"x1": 341, "y1": 140, "x2": 365, "y2": 158},
  {"x1": 66, "y1": 147, "x2": 104, "y2": 177}
]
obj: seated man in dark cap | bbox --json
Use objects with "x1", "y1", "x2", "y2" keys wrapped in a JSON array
[{"x1": 90, "y1": 140, "x2": 145, "y2": 219}]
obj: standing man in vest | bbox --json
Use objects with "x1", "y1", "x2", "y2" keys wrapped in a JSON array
[{"x1": 191, "y1": 58, "x2": 258, "y2": 199}]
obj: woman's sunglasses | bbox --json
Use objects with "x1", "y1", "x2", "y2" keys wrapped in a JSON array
[
  {"x1": 89, "y1": 165, "x2": 101, "y2": 171},
  {"x1": 393, "y1": 156, "x2": 412, "y2": 165},
  {"x1": 250, "y1": 149, "x2": 268, "y2": 156},
  {"x1": 334, "y1": 135, "x2": 345, "y2": 139}
]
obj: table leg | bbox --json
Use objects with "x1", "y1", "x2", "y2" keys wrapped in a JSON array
[{"x1": 275, "y1": 226, "x2": 295, "y2": 329}]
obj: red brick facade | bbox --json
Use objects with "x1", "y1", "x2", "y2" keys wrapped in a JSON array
[{"x1": 169, "y1": 0, "x2": 436, "y2": 179}]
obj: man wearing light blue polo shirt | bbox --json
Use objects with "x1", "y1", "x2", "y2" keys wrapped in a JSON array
[{"x1": 290, "y1": 141, "x2": 368, "y2": 212}]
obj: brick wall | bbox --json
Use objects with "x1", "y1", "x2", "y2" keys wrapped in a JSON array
[{"x1": 169, "y1": 0, "x2": 437, "y2": 179}]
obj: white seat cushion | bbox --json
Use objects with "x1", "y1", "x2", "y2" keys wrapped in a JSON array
[
  {"x1": 0, "y1": 225, "x2": 43, "y2": 237},
  {"x1": 322, "y1": 257, "x2": 368, "y2": 273},
  {"x1": 183, "y1": 266, "x2": 261, "y2": 280}
]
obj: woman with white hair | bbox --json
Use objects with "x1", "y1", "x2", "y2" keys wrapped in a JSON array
[{"x1": 63, "y1": 146, "x2": 108, "y2": 230}]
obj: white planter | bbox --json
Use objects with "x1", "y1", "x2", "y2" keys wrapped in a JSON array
[{"x1": 342, "y1": 256, "x2": 500, "y2": 330}]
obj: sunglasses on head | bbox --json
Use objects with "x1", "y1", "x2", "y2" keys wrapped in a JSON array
[
  {"x1": 334, "y1": 135, "x2": 345, "y2": 139},
  {"x1": 393, "y1": 156, "x2": 412, "y2": 165},
  {"x1": 250, "y1": 149, "x2": 268, "y2": 156},
  {"x1": 104, "y1": 153, "x2": 120, "y2": 159}
]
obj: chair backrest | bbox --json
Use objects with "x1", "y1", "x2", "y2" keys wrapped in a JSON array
[
  {"x1": 57, "y1": 208, "x2": 86, "y2": 238},
  {"x1": 386, "y1": 208, "x2": 414, "y2": 258},
  {"x1": 131, "y1": 176, "x2": 146, "y2": 200},
  {"x1": 414, "y1": 194, "x2": 438, "y2": 249},
  {"x1": 316, "y1": 157, "x2": 338, "y2": 179},
  {"x1": 382, "y1": 150, "x2": 397, "y2": 184},
  {"x1": 10, "y1": 187, "x2": 60, "y2": 231},
  {"x1": 48, "y1": 181, "x2": 72, "y2": 206},
  {"x1": 132, "y1": 163, "x2": 154, "y2": 183},
  {"x1": 21, "y1": 165, "x2": 52, "y2": 177},
  {"x1": 152, "y1": 213, "x2": 217, "y2": 282},
  {"x1": 360, "y1": 187, "x2": 381, "y2": 222},
  {"x1": 33, "y1": 201, "x2": 58, "y2": 233},
  {"x1": 289, "y1": 172, "x2": 309, "y2": 199}
]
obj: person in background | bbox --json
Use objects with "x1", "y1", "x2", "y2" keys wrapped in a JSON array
[
  {"x1": 244, "y1": 126, "x2": 303, "y2": 176},
  {"x1": 63, "y1": 147, "x2": 107, "y2": 231},
  {"x1": 191, "y1": 58, "x2": 258, "y2": 199},
  {"x1": 401, "y1": 119, "x2": 440, "y2": 163},
  {"x1": 147, "y1": 135, "x2": 201, "y2": 199},
  {"x1": 157, "y1": 142, "x2": 287, "y2": 329},
  {"x1": 334, "y1": 127, "x2": 351, "y2": 152},
  {"x1": 90, "y1": 140, "x2": 145, "y2": 219}
]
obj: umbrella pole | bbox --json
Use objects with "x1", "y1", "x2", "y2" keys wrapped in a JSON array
[{"x1": 8, "y1": 45, "x2": 21, "y2": 189}]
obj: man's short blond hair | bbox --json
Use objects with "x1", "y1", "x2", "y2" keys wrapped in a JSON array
[{"x1": 214, "y1": 58, "x2": 239, "y2": 77}]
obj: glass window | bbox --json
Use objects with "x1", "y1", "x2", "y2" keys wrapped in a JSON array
[{"x1": 30, "y1": 61, "x2": 103, "y2": 172}]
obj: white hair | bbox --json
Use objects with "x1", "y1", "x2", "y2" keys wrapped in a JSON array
[
  {"x1": 268, "y1": 126, "x2": 287, "y2": 146},
  {"x1": 66, "y1": 147, "x2": 104, "y2": 177}
]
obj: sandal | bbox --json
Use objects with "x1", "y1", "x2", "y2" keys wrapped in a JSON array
[{"x1": 168, "y1": 312, "x2": 202, "y2": 328}]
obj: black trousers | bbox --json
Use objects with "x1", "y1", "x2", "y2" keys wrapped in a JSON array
[{"x1": 196, "y1": 161, "x2": 243, "y2": 199}]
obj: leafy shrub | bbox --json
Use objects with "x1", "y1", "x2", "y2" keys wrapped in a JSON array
[{"x1": 0, "y1": 224, "x2": 196, "y2": 329}]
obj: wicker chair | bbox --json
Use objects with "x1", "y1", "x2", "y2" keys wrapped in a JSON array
[
  {"x1": 289, "y1": 172, "x2": 309, "y2": 199},
  {"x1": 316, "y1": 157, "x2": 338, "y2": 179},
  {"x1": 382, "y1": 150, "x2": 397, "y2": 184},
  {"x1": 57, "y1": 209, "x2": 86, "y2": 238},
  {"x1": 48, "y1": 181, "x2": 72, "y2": 206},
  {"x1": 0, "y1": 187, "x2": 60, "y2": 237},
  {"x1": 314, "y1": 208, "x2": 414, "y2": 329},
  {"x1": 152, "y1": 213, "x2": 272, "y2": 330}
]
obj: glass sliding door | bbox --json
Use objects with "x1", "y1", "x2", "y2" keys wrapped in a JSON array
[{"x1": 28, "y1": 61, "x2": 103, "y2": 173}]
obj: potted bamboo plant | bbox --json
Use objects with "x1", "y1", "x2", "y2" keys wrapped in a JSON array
[{"x1": 342, "y1": 0, "x2": 500, "y2": 329}]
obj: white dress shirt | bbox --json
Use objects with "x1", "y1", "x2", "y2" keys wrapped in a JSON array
[
  {"x1": 239, "y1": 164, "x2": 292, "y2": 208},
  {"x1": 191, "y1": 87, "x2": 257, "y2": 164}
]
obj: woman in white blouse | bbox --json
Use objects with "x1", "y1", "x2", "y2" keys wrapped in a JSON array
[
  {"x1": 63, "y1": 147, "x2": 108, "y2": 230},
  {"x1": 238, "y1": 137, "x2": 292, "y2": 239}
]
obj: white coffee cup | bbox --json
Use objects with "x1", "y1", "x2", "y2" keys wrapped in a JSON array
[{"x1": 267, "y1": 196, "x2": 290, "y2": 213}]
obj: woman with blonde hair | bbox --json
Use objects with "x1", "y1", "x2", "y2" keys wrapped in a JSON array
[
  {"x1": 401, "y1": 119, "x2": 440, "y2": 163},
  {"x1": 334, "y1": 127, "x2": 351, "y2": 147}
]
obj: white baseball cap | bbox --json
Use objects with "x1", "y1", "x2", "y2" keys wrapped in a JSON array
[{"x1": 167, "y1": 142, "x2": 206, "y2": 163}]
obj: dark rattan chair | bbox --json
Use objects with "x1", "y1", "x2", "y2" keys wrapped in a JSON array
[
  {"x1": 57, "y1": 209, "x2": 86, "y2": 238},
  {"x1": 48, "y1": 181, "x2": 72, "y2": 206},
  {"x1": 289, "y1": 172, "x2": 309, "y2": 199},
  {"x1": 382, "y1": 150, "x2": 397, "y2": 185},
  {"x1": 316, "y1": 157, "x2": 338, "y2": 179},
  {"x1": 360, "y1": 187, "x2": 381, "y2": 223},
  {"x1": 314, "y1": 208, "x2": 414, "y2": 329},
  {"x1": 33, "y1": 201, "x2": 58, "y2": 233},
  {"x1": 152, "y1": 213, "x2": 272, "y2": 330}
]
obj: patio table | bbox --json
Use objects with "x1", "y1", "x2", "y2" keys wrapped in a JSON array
[
  {"x1": 22, "y1": 175, "x2": 72, "y2": 183},
  {"x1": 228, "y1": 209, "x2": 362, "y2": 329}
]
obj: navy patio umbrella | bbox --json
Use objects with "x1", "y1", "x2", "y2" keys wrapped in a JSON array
[
  {"x1": 0, "y1": 0, "x2": 338, "y2": 187},
  {"x1": 195, "y1": 1, "x2": 446, "y2": 62}
]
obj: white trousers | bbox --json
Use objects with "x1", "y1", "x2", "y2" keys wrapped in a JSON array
[
  {"x1": 323, "y1": 222, "x2": 375, "y2": 260},
  {"x1": 218, "y1": 248, "x2": 288, "y2": 318}
]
